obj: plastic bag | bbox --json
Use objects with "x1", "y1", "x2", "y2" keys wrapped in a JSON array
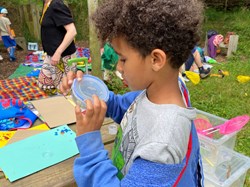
[
  {"x1": 185, "y1": 71, "x2": 200, "y2": 85},
  {"x1": 0, "y1": 99, "x2": 37, "y2": 130},
  {"x1": 237, "y1": 75, "x2": 250, "y2": 83}
]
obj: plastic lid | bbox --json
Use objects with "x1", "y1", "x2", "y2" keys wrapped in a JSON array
[{"x1": 72, "y1": 75, "x2": 109, "y2": 104}]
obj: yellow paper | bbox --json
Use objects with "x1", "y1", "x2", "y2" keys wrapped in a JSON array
[
  {"x1": 30, "y1": 123, "x2": 50, "y2": 130},
  {"x1": 0, "y1": 131, "x2": 16, "y2": 148}
]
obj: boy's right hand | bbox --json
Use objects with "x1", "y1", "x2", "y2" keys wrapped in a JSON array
[
  {"x1": 75, "y1": 95, "x2": 107, "y2": 136},
  {"x1": 60, "y1": 70, "x2": 84, "y2": 95}
]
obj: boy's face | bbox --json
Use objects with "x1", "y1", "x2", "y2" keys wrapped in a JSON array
[{"x1": 111, "y1": 37, "x2": 153, "y2": 91}]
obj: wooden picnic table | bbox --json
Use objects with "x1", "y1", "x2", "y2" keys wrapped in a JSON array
[{"x1": 0, "y1": 118, "x2": 117, "y2": 187}]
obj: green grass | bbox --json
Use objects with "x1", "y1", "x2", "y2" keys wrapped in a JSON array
[{"x1": 188, "y1": 7, "x2": 250, "y2": 186}]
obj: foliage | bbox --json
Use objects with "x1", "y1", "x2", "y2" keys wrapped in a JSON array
[
  {"x1": 3, "y1": 0, "x2": 41, "y2": 5},
  {"x1": 104, "y1": 71, "x2": 130, "y2": 95},
  {"x1": 190, "y1": 7, "x2": 250, "y2": 186},
  {"x1": 67, "y1": 0, "x2": 89, "y2": 41}
]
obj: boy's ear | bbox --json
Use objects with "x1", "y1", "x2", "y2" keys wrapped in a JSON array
[{"x1": 150, "y1": 49, "x2": 167, "y2": 71}]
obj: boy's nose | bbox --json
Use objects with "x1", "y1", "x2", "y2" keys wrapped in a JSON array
[{"x1": 116, "y1": 61, "x2": 123, "y2": 74}]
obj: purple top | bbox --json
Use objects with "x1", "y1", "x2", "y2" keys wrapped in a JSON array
[{"x1": 208, "y1": 35, "x2": 217, "y2": 58}]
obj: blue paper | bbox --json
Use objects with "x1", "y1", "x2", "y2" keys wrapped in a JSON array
[{"x1": 0, "y1": 125, "x2": 79, "y2": 182}]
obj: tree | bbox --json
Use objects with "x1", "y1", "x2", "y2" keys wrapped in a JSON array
[{"x1": 87, "y1": 0, "x2": 102, "y2": 78}]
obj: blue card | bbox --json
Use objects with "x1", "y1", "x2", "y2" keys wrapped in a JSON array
[{"x1": 0, "y1": 125, "x2": 79, "y2": 182}]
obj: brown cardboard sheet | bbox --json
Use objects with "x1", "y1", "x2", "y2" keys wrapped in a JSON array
[{"x1": 31, "y1": 96, "x2": 76, "y2": 128}]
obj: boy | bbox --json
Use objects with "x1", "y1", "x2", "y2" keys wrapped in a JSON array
[
  {"x1": 0, "y1": 8, "x2": 16, "y2": 61},
  {"x1": 60, "y1": 0, "x2": 204, "y2": 186}
]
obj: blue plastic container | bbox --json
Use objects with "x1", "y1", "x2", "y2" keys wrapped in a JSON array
[{"x1": 71, "y1": 75, "x2": 109, "y2": 110}]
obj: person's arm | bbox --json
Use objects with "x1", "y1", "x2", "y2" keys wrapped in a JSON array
[
  {"x1": 74, "y1": 131, "x2": 120, "y2": 187},
  {"x1": 74, "y1": 131, "x2": 184, "y2": 187},
  {"x1": 51, "y1": 22, "x2": 77, "y2": 65},
  {"x1": 106, "y1": 91, "x2": 141, "y2": 124}
]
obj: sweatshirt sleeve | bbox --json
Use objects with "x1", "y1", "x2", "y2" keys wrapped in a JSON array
[
  {"x1": 74, "y1": 132, "x2": 184, "y2": 187},
  {"x1": 106, "y1": 91, "x2": 141, "y2": 124},
  {"x1": 74, "y1": 131, "x2": 120, "y2": 187}
]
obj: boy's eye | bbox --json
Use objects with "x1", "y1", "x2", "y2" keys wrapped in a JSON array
[{"x1": 120, "y1": 58, "x2": 126, "y2": 63}]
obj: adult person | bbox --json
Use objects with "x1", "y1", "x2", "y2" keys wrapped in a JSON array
[{"x1": 38, "y1": 0, "x2": 77, "y2": 94}]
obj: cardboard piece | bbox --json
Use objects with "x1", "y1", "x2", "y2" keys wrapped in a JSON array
[
  {"x1": 31, "y1": 96, "x2": 76, "y2": 128},
  {"x1": 7, "y1": 130, "x2": 47, "y2": 145},
  {"x1": 0, "y1": 125, "x2": 79, "y2": 182}
]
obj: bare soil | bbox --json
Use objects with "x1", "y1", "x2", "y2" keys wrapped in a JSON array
[{"x1": 0, "y1": 47, "x2": 27, "y2": 80}]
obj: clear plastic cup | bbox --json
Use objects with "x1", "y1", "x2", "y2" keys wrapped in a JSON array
[{"x1": 71, "y1": 75, "x2": 109, "y2": 110}]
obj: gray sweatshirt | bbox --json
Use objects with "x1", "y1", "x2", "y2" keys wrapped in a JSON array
[{"x1": 119, "y1": 90, "x2": 196, "y2": 175}]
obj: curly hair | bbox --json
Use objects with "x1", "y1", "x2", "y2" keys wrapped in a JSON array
[{"x1": 91, "y1": 0, "x2": 204, "y2": 69}]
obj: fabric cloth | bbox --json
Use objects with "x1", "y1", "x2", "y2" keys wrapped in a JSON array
[
  {"x1": 40, "y1": 0, "x2": 76, "y2": 57},
  {"x1": 0, "y1": 76, "x2": 48, "y2": 101},
  {"x1": 213, "y1": 34, "x2": 224, "y2": 47},
  {"x1": 38, "y1": 53, "x2": 77, "y2": 92},
  {"x1": 8, "y1": 64, "x2": 34, "y2": 79},
  {"x1": 73, "y1": 78, "x2": 204, "y2": 186}
]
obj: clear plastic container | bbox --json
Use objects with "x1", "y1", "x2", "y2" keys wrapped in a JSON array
[
  {"x1": 71, "y1": 75, "x2": 109, "y2": 110},
  {"x1": 204, "y1": 147, "x2": 250, "y2": 187},
  {"x1": 195, "y1": 109, "x2": 238, "y2": 170}
]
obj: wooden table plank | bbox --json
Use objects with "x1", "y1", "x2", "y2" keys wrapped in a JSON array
[{"x1": 0, "y1": 118, "x2": 117, "y2": 187}]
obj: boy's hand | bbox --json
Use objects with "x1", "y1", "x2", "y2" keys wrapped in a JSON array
[
  {"x1": 75, "y1": 95, "x2": 107, "y2": 136},
  {"x1": 60, "y1": 70, "x2": 84, "y2": 95}
]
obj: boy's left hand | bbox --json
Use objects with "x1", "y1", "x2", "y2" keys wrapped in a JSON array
[{"x1": 75, "y1": 95, "x2": 107, "y2": 136}]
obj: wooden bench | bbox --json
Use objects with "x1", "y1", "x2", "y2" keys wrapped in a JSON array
[
  {"x1": 0, "y1": 118, "x2": 117, "y2": 187},
  {"x1": 204, "y1": 34, "x2": 239, "y2": 57}
]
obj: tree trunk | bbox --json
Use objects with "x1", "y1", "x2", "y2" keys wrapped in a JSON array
[{"x1": 87, "y1": 0, "x2": 102, "y2": 79}]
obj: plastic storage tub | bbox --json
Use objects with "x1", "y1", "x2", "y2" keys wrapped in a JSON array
[
  {"x1": 195, "y1": 109, "x2": 238, "y2": 169},
  {"x1": 204, "y1": 147, "x2": 250, "y2": 187},
  {"x1": 71, "y1": 75, "x2": 109, "y2": 110}
]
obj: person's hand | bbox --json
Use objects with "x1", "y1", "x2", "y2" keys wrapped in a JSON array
[
  {"x1": 51, "y1": 52, "x2": 61, "y2": 66},
  {"x1": 75, "y1": 95, "x2": 107, "y2": 136},
  {"x1": 60, "y1": 70, "x2": 84, "y2": 95}
]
